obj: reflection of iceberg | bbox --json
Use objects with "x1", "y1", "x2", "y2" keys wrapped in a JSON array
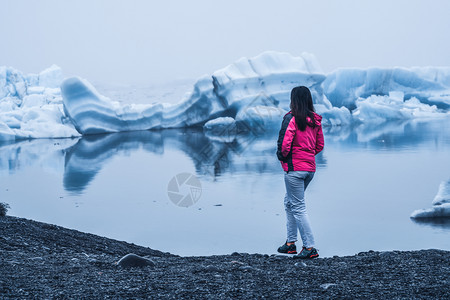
[
  {"x1": 1, "y1": 118, "x2": 448, "y2": 193},
  {"x1": 0, "y1": 138, "x2": 78, "y2": 176},
  {"x1": 63, "y1": 131, "x2": 164, "y2": 193},
  {"x1": 324, "y1": 118, "x2": 450, "y2": 151},
  {"x1": 411, "y1": 180, "x2": 450, "y2": 220}
]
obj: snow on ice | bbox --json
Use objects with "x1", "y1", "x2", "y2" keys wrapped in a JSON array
[{"x1": 1, "y1": 51, "x2": 450, "y2": 140}]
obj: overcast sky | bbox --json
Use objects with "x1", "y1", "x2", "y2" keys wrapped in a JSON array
[{"x1": 1, "y1": 0, "x2": 449, "y2": 85}]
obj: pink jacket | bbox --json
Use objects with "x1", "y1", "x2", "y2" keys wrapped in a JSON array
[{"x1": 276, "y1": 112, "x2": 324, "y2": 172}]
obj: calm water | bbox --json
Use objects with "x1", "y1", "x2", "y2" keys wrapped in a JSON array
[{"x1": 1, "y1": 118, "x2": 449, "y2": 257}]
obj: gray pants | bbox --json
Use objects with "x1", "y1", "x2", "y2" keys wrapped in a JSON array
[{"x1": 284, "y1": 171, "x2": 315, "y2": 248}]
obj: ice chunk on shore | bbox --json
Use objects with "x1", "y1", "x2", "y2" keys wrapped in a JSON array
[
  {"x1": 411, "y1": 179, "x2": 450, "y2": 219},
  {"x1": 410, "y1": 203, "x2": 450, "y2": 218},
  {"x1": 432, "y1": 180, "x2": 450, "y2": 206}
]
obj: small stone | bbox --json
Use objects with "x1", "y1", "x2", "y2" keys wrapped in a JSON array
[
  {"x1": 117, "y1": 253, "x2": 155, "y2": 268},
  {"x1": 204, "y1": 265, "x2": 220, "y2": 272},
  {"x1": 294, "y1": 262, "x2": 307, "y2": 267},
  {"x1": 320, "y1": 283, "x2": 337, "y2": 290},
  {"x1": 239, "y1": 265, "x2": 254, "y2": 271},
  {"x1": 214, "y1": 204, "x2": 223, "y2": 206},
  {"x1": 29, "y1": 257, "x2": 43, "y2": 261}
]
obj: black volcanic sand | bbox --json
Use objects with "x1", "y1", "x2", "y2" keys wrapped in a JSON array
[{"x1": 1, "y1": 216, "x2": 449, "y2": 299}]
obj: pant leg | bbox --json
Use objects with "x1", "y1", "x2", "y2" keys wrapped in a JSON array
[
  {"x1": 284, "y1": 171, "x2": 316, "y2": 248},
  {"x1": 284, "y1": 192, "x2": 298, "y2": 242}
]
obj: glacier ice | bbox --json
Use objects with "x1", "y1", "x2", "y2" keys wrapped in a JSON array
[
  {"x1": 0, "y1": 65, "x2": 79, "y2": 140},
  {"x1": 61, "y1": 51, "x2": 328, "y2": 135},
  {"x1": 323, "y1": 67, "x2": 450, "y2": 109},
  {"x1": 353, "y1": 92, "x2": 449, "y2": 123},
  {"x1": 203, "y1": 117, "x2": 237, "y2": 137},
  {"x1": 411, "y1": 179, "x2": 450, "y2": 219},
  {"x1": 1, "y1": 51, "x2": 450, "y2": 140}
]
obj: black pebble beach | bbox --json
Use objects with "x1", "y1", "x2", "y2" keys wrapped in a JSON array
[{"x1": 1, "y1": 215, "x2": 449, "y2": 299}]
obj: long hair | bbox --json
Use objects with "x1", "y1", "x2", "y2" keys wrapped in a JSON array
[{"x1": 290, "y1": 86, "x2": 316, "y2": 131}]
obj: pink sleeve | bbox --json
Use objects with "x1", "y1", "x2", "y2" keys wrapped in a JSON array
[
  {"x1": 315, "y1": 125, "x2": 324, "y2": 154},
  {"x1": 281, "y1": 118, "x2": 296, "y2": 157}
]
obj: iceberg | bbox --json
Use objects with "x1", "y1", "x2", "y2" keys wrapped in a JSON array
[
  {"x1": 2, "y1": 51, "x2": 450, "y2": 140},
  {"x1": 61, "y1": 51, "x2": 328, "y2": 135},
  {"x1": 353, "y1": 92, "x2": 449, "y2": 123},
  {"x1": 411, "y1": 179, "x2": 450, "y2": 219},
  {"x1": 0, "y1": 65, "x2": 79, "y2": 140},
  {"x1": 323, "y1": 67, "x2": 450, "y2": 109}
]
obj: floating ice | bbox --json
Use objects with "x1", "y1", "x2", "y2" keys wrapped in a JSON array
[
  {"x1": 61, "y1": 76, "x2": 224, "y2": 133},
  {"x1": 0, "y1": 65, "x2": 79, "y2": 141},
  {"x1": 2, "y1": 52, "x2": 450, "y2": 139},
  {"x1": 323, "y1": 67, "x2": 450, "y2": 109},
  {"x1": 411, "y1": 179, "x2": 450, "y2": 219},
  {"x1": 62, "y1": 51, "x2": 327, "y2": 134},
  {"x1": 316, "y1": 104, "x2": 352, "y2": 126},
  {"x1": 353, "y1": 92, "x2": 449, "y2": 123}
]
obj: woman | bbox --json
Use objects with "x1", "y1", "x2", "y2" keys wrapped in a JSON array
[{"x1": 276, "y1": 86, "x2": 324, "y2": 259}]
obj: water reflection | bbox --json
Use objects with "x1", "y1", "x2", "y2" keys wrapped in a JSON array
[
  {"x1": 324, "y1": 118, "x2": 450, "y2": 150},
  {"x1": 0, "y1": 118, "x2": 449, "y2": 194},
  {"x1": 411, "y1": 218, "x2": 450, "y2": 230},
  {"x1": 63, "y1": 131, "x2": 164, "y2": 193}
]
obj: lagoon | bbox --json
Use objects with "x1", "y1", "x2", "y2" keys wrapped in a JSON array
[{"x1": 1, "y1": 118, "x2": 449, "y2": 257}]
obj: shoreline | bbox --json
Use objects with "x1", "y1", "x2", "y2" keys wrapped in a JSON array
[{"x1": 1, "y1": 215, "x2": 449, "y2": 298}]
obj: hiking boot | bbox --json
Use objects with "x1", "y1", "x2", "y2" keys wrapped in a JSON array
[
  {"x1": 277, "y1": 242, "x2": 297, "y2": 254},
  {"x1": 293, "y1": 247, "x2": 319, "y2": 259}
]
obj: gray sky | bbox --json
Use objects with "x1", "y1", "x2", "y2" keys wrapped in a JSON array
[{"x1": 1, "y1": 0, "x2": 449, "y2": 85}]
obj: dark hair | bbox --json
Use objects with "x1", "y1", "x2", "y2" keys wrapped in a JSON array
[{"x1": 290, "y1": 86, "x2": 316, "y2": 131}]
